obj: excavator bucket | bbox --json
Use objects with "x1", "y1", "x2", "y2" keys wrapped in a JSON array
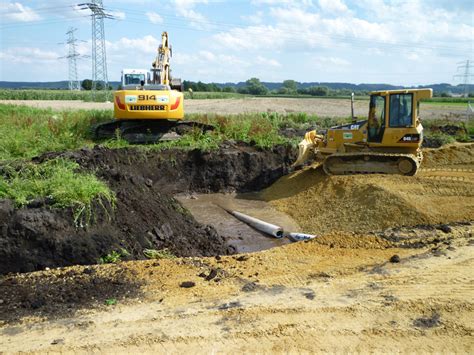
[{"x1": 292, "y1": 130, "x2": 318, "y2": 167}]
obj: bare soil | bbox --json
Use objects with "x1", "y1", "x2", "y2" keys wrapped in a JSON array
[
  {"x1": 0, "y1": 98, "x2": 467, "y2": 119},
  {"x1": 0, "y1": 140, "x2": 473, "y2": 353},
  {"x1": 0, "y1": 143, "x2": 295, "y2": 274},
  {"x1": 0, "y1": 223, "x2": 472, "y2": 353},
  {"x1": 261, "y1": 144, "x2": 474, "y2": 235}
]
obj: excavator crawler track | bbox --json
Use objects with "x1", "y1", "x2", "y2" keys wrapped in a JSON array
[
  {"x1": 92, "y1": 120, "x2": 214, "y2": 144},
  {"x1": 323, "y1": 152, "x2": 421, "y2": 176}
]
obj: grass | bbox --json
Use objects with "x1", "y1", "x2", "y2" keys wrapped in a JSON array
[
  {"x1": 0, "y1": 89, "x2": 112, "y2": 102},
  {"x1": 0, "y1": 103, "x2": 354, "y2": 158},
  {"x1": 0, "y1": 158, "x2": 116, "y2": 224},
  {"x1": 143, "y1": 248, "x2": 176, "y2": 259},
  {"x1": 99, "y1": 248, "x2": 130, "y2": 264},
  {"x1": 0, "y1": 89, "x2": 242, "y2": 101},
  {"x1": 0, "y1": 104, "x2": 113, "y2": 161}
]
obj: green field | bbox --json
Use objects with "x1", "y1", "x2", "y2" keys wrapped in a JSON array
[{"x1": 0, "y1": 89, "x2": 471, "y2": 103}]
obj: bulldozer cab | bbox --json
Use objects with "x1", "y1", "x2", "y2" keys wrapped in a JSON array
[
  {"x1": 368, "y1": 95, "x2": 385, "y2": 142},
  {"x1": 389, "y1": 93, "x2": 413, "y2": 128},
  {"x1": 367, "y1": 89, "x2": 432, "y2": 145}
]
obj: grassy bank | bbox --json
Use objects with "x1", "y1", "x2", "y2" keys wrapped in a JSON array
[
  {"x1": 0, "y1": 158, "x2": 115, "y2": 223},
  {"x1": 0, "y1": 104, "x2": 346, "y2": 159}
]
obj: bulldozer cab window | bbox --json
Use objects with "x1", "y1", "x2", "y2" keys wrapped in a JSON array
[
  {"x1": 124, "y1": 74, "x2": 146, "y2": 85},
  {"x1": 368, "y1": 95, "x2": 385, "y2": 142},
  {"x1": 389, "y1": 94, "x2": 413, "y2": 127}
]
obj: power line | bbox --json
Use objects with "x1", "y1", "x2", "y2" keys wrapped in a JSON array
[
  {"x1": 78, "y1": 1, "x2": 115, "y2": 98},
  {"x1": 453, "y1": 60, "x2": 474, "y2": 97},
  {"x1": 58, "y1": 27, "x2": 88, "y2": 91}
]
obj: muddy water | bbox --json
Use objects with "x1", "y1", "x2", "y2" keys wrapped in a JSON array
[{"x1": 176, "y1": 193, "x2": 302, "y2": 253}]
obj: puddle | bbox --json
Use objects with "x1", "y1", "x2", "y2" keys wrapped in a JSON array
[{"x1": 176, "y1": 193, "x2": 301, "y2": 253}]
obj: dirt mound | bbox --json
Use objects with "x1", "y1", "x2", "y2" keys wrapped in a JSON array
[
  {"x1": 422, "y1": 143, "x2": 474, "y2": 168},
  {"x1": 260, "y1": 153, "x2": 474, "y2": 234},
  {"x1": 0, "y1": 144, "x2": 295, "y2": 275}
]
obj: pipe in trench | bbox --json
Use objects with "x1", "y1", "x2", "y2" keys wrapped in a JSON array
[
  {"x1": 218, "y1": 205, "x2": 318, "y2": 241},
  {"x1": 221, "y1": 208, "x2": 284, "y2": 238}
]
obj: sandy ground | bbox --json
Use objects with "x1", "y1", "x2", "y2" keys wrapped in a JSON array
[
  {"x1": 261, "y1": 145, "x2": 474, "y2": 235},
  {"x1": 1, "y1": 225, "x2": 473, "y2": 353},
  {"x1": 0, "y1": 98, "x2": 468, "y2": 119},
  {"x1": 1, "y1": 142, "x2": 473, "y2": 352}
]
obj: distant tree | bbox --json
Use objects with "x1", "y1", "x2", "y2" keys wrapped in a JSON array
[
  {"x1": 282, "y1": 80, "x2": 298, "y2": 94},
  {"x1": 440, "y1": 92, "x2": 451, "y2": 97},
  {"x1": 245, "y1": 77, "x2": 269, "y2": 95},
  {"x1": 222, "y1": 86, "x2": 236, "y2": 93},
  {"x1": 81, "y1": 79, "x2": 92, "y2": 91},
  {"x1": 95, "y1": 82, "x2": 104, "y2": 90},
  {"x1": 237, "y1": 87, "x2": 249, "y2": 94},
  {"x1": 307, "y1": 86, "x2": 329, "y2": 96},
  {"x1": 277, "y1": 87, "x2": 290, "y2": 95}
]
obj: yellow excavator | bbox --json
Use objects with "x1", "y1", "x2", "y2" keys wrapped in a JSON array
[
  {"x1": 294, "y1": 88, "x2": 433, "y2": 175},
  {"x1": 93, "y1": 31, "x2": 210, "y2": 143}
]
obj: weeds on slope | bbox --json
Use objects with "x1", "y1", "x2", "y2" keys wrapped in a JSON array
[
  {"x1": 0, "y1": 158, "x2": 115, "y2": 224},
  {"x1": 0, "y1": 104, "x2": 112, "y2": 160}
]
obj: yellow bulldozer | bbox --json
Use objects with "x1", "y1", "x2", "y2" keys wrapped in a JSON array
[
  {"x1": 93, "y1": 31, "x2": 211, "y2": 143},
  {"x1": 294, "y1": 88, "x2": 433, "y2": 175}
]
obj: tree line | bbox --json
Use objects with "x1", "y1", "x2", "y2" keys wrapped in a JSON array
[{"x1": 183, "y1": 78, "x2": 337, "y2": 96}]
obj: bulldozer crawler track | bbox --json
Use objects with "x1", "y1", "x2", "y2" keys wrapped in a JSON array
[{"x1": 323, "y1": 152, "x2": 421, "y2": 176}]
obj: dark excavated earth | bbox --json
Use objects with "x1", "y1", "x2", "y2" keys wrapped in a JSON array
[{"x1": 0, "y1": 143, "x2": 296, "y2": 274}]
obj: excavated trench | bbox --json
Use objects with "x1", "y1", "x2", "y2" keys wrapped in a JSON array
[
  {"x1": 1, "y1": 142, "x2": 473, "y2": 276},
  {"x1": 0, "y1": 143, "x2": 296, "y2": 274}
]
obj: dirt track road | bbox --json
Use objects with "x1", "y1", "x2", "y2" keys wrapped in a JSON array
[
  {"x1": 0, "y1": 98, "x2": 467, "y2": 119},
  {"x1": 1, "y1": 227, "x2": 473, "y2": 353}
]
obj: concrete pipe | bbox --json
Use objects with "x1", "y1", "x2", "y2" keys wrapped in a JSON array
[{"x1": 226, "y1": 210, "x2": 284, "y2": 238}]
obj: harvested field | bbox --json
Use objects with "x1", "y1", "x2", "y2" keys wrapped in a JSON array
[
  {"x1": 0, "y1": 98, "x2": 467, "y2": 119},
  {"x1": 261, "y1": 143, "x2": 474, "y2": 234}
]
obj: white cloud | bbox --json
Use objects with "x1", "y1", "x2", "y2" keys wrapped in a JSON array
[
  {"x1": 241, "y1": 11, "x2": 264, "y2": 24},
  {"x1": 256, "y1": 56, "x2": 281, "y2": 67},
  {"x1": 108, "y1": 10, "x2": 126, "y2": 20},
  {"x1": 0, "y1": 47, "x2": 58, "y2": 63},
  {"x1": 318, "y1": 0, "x2": 348, "y2": 13},
  {"x1": 172, "y1": 0, "x2": 211, "y2": 29},
  {"x1": 107, "y1": 35, "x2": 160, "y2": 57},
  {"x1": 1, "y1": 1, "x2": 41, "y2": 22},
  {"x1": 313, "y1": 57, "x2": 350, "y2": 66},
  {"x1": 146, "y1": 11, "x2": 163, "y2": 24}
]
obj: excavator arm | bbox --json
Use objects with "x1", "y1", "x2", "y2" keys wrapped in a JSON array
[{"x1": 151, "y1": 32, "x2": 172, "y2": 86}]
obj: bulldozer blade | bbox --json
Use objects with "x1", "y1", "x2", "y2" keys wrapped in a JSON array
[{"x1": 292, "y1": 137, "x2": 315, "y2": 167}]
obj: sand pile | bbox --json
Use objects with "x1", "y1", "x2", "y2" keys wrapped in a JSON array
[
  {"x1": 260, "y1": 145, "x2": 474, "y2": 234},
  {"x1": 422, "y1": 143, "x2": 474, "y2": 168}
]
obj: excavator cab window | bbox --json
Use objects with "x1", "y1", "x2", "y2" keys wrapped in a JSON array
[
  {"x1": 124, "y1": 74, "x2": 146, "y2": 85},
  {"x1": 368, "y1": 95, "x2": 385, "y2": 142},
  {"x1": 389, "y1": 93, "x2": 413, "y2": 127}
]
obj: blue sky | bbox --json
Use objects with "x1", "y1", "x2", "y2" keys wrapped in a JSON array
[{"x1": 0, "y1": 0, "x2": 472, "y2": 85}]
